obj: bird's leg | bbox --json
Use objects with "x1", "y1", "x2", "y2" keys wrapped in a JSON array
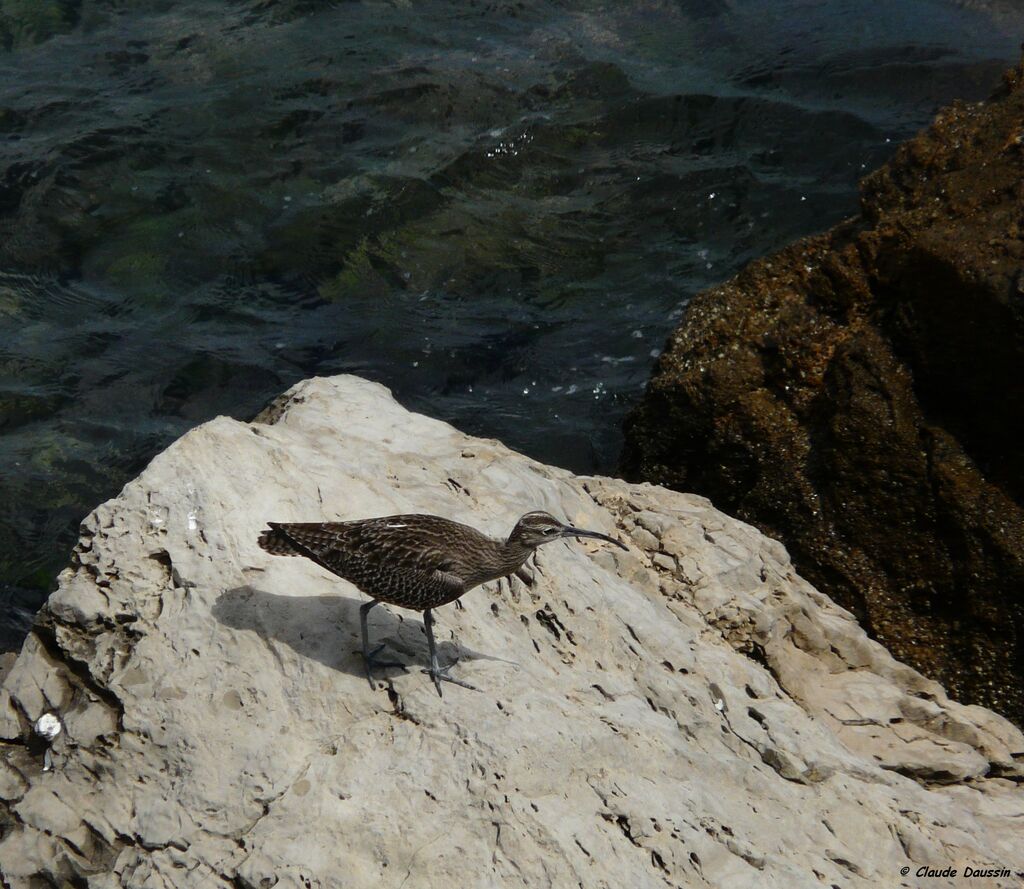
[
  {"x1": 359, "y1": 600, "x2": 403, "y2": 688},
  {"x1": 421, "y1": 608, "x2": 477, "y2": 697}
]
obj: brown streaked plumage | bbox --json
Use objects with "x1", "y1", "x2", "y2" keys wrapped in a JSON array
[{"x1": 257, "y1": 510, "x2": 627, "y2": 695}]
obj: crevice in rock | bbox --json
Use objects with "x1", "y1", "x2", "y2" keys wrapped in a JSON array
[
  {"x1": 600, "y1": 812, "x2": 641, "y2": 848},
  {"x1": 880, "y1": 764, "x2": 962, "y2": 786},
  {"x1": 29, "y1": 619, "x2": 125, "y2": 732},
  {"x1": 385, "y1": 683, "x2": 420, "y2": 725},
  {"x1": 533, "y1": 606, "x2": 565, "y2": 641}
]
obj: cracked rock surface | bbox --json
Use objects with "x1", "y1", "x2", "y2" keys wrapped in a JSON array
[{"x1": 1, "y1": 375, "x2": 1022, "y2": 888}]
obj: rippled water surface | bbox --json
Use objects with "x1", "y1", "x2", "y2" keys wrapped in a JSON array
[{"x1": 1, "y1": 0, "x2": 1021, "y2": 646}]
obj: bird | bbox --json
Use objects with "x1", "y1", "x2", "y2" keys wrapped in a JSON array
[{"x1": 257, "y1": 510, "x2": 627, "y2": 696}]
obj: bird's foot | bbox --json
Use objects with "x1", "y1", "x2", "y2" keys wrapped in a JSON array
[
  {"x1": 363, "y1": 644, "x2": 405, "y2": 689},
  {"x1": 422, "y1": 661, "x2": 477, "y2": 697}
]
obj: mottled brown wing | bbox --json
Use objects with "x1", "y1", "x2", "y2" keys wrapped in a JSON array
[
  {"x1": 271, "y1": 517, "x2": 451, "y2": 572},
  {"x1": 268, "y1": 516, "x2": 470, "y2": 609}
]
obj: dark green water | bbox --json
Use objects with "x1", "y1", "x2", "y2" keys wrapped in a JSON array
[{"x1": 1, "y1": 0, "x2": 1021, "y2": 647}]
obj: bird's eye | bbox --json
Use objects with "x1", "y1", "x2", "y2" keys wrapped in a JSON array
[{"x1": 542, "y1": 527, "x2": 557, "y2": 535}]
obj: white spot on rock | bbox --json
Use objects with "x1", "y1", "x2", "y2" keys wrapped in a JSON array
[{"x1": 35, "y1": 713, "x2": 62, "y2": 741}]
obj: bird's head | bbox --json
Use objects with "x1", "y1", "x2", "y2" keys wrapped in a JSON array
[{"x1": 508, "y1": 511, "x2": 628, "y2": 552}]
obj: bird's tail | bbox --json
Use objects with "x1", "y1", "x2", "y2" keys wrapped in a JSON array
[{"x1": 257, "y1": 523, "x2": 302, "y2": 557}]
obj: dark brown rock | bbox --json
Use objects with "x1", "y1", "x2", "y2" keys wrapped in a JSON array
[{"x1": 622, "y1": 58, "x2": 1024, "y2": 724}]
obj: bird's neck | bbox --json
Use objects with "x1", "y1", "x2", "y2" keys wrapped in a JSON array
[
  {"x1": 464, "y1": 537, "x2": 534, "y2": 588},
  {"x1": 492, "y1": 538, "x2": 533, "y2": 578}
]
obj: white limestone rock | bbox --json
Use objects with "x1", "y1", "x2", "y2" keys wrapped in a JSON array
[{"x1": 0, "y1": 375, "x2": 1022, "y2": 889}]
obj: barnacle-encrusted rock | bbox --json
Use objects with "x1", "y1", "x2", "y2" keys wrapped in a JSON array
[{"x1": 623, "y1": 58, "x2": 1024, "y2": 724}]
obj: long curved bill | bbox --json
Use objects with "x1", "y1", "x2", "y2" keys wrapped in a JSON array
[{"x1": 561, "y1": 525, "x2": 628, "y2": 551}]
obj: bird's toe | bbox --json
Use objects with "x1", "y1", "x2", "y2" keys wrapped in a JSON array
[{"x1": 422, "y1": 663, "x2": 477, "y2": 693}]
